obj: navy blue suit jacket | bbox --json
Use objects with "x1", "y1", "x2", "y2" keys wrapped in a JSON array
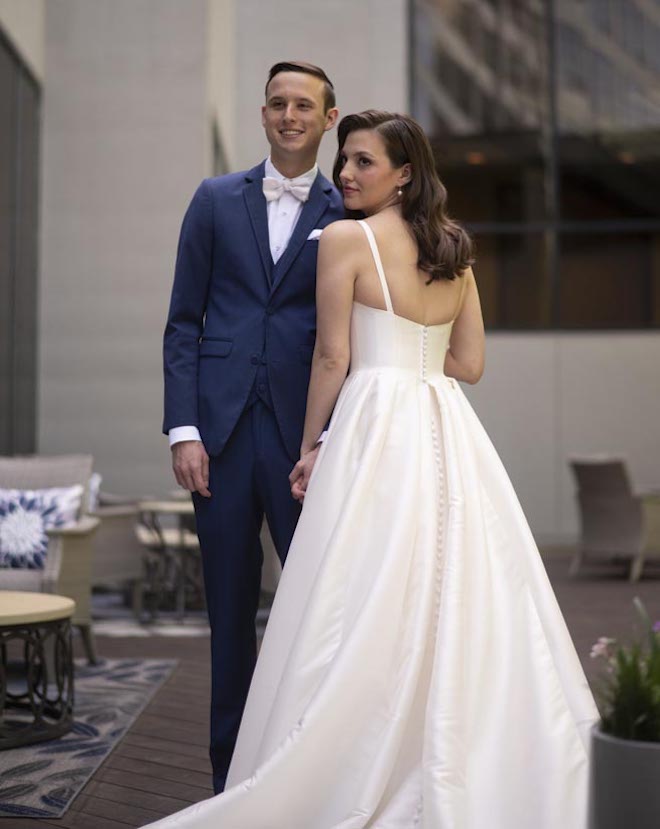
[{"x1": 163, "y1": 161, "x2": 345, "y2": 461}]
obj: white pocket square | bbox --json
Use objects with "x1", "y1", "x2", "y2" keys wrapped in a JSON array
[{"x1": 306, "y1": 229, "x2": 323, "y2": 241}]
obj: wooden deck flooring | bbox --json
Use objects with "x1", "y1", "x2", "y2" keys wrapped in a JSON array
[
  {"x1": 1, "y1": 634, "x2": 214, "y2": 829},
  {"x1": 2, "y1": 549, "x2": 659, "y2": 828}
]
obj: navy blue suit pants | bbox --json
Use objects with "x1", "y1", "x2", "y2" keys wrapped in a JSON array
[{"x1": 192, "y1": 399, "x2": 301, "y2": 794}]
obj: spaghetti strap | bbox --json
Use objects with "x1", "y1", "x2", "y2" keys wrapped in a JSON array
[{"x1": 357, "y1": 220, "x2": 394, "y2": 314}]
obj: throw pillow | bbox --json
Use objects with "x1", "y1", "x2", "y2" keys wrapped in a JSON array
[{"x1": 0, "y1": 485, "x2": 84, "y2": 569}]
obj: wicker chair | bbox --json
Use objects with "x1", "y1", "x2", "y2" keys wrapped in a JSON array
[
  {"x1": 569, "y1": 457, "x2": 660, "y2": 582},
  {"x1": 0, "y1": 454, "x2": 100, "y2": 662}
]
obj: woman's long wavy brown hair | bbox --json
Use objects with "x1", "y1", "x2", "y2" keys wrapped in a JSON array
[{"x1": 332, "y1": 111, "x2": 474, "y2": 281}]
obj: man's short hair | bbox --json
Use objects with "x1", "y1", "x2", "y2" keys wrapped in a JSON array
[{"x1": 266, "y1": 61, "x2": 336, "y2": 112}]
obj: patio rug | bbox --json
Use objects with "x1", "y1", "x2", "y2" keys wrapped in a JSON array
[{"x1": 0, "y1": 657, "x2": 176, "y2": 818}]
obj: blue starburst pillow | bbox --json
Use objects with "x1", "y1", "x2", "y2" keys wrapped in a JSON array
[{"x1": 0, "y1": 485, "x2": 84, "y2": 569}]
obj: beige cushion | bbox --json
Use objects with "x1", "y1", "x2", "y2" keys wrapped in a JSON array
[
  {"x1": 0, "y1": 455, "x2": 94, "y2": 518},
  {"x1": 0, "y1": 570, "x2": 44, "y2": 591}
]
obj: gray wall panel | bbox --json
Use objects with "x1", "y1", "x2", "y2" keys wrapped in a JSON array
[{"x1": 39, "y1": 0, "x2": 207, "y2": 496}]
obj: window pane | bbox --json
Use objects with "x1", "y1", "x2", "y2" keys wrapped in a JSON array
[
  {"x1": 411, "y1": 0, "x2": 551, "y2": 224},
  {"x1": 558, "y1": 232, "x2": 657, "y2": 327},
  {"x1": 473, "y1": 232, "x2": 552, "y2": 329},
  {"x1": 556, "y1": 2, "x2": 660, "y2": 221},
  {"x1": 438, "y1": 144, "x2": 546, "y2": 224},
  {"x1": 410, "y1": 0, "x2": 660, "y2": 330}
]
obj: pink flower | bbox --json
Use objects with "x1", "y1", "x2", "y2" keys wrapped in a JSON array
[
  {"x1": 590, "y1": 636, "x2": 616, "y2": 660},
  {"x1": 653, "y1": 621, "x2": 660, "y2": 633}
]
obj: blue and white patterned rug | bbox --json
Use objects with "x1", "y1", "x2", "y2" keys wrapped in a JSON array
[{"x1": 0, "y1": 657, "x2": 176, "y2": 818}]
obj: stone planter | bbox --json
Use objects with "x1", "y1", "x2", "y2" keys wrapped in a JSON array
[{"x1": 589, "y1": 722, "x2": 660, "y2": 828}]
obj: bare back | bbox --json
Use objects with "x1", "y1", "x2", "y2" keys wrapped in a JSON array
[{"x1": 353, "y1": 212, "x2": 466, "y2": 326}]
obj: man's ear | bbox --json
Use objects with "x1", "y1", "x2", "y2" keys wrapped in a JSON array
[
  {"x1": 261, "y1": 106, "x2": 267, "y2": 127},
  {"x1": 324, "y1": 107, "x2": 339, "y2": 131}
]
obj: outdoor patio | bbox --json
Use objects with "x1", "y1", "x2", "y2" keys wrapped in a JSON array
[{"x1": 1, "y1": 548, "x2": 659, "y2": 829}]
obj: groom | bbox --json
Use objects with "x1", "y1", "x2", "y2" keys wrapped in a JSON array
[{"x1": 163, "y1": 61, "x2": 342, "y2": 793}]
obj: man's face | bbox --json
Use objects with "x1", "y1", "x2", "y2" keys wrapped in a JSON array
[{"x1": 262, "y1": 72, "x2": 338, "y2": 163}]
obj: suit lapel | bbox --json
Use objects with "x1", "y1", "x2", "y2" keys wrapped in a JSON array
[
  {"x1": 270, "y1": 174, "x2": 332, "y2": 295},
  {"x1": 243, "y1": 162, "x2": 273, "y2": 285}
]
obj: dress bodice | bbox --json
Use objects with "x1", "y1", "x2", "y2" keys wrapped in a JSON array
[
  {"x1": 349, "y1": 301, "x2": 452, "y2": 380},
  {"x1": 348, "y1": 220, "x2": 454, "y2": 381}
]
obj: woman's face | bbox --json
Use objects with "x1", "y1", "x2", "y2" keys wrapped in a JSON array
[{"x1": 337, "y1": 129, "x2": 410, "y2": 215}]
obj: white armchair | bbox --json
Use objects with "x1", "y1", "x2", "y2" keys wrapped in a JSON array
[{"x1": 0, "y1": 454, "x2": 100, "y2": 662}]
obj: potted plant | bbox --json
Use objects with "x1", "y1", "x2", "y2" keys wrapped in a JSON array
[{"x1": 588, "y1": 598, "x2": 660, "y2": 828}]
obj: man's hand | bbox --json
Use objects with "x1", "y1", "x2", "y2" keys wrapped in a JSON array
[
  {"x1": 289, "y1": 446, "x2": 320, "y2": 503},
  {"x1": 172, "y1": 440, "x2": 211, "y2": 497}
]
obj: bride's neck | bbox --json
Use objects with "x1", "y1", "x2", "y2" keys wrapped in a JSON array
[{"x1": 363, "y1": 202, "x2": 402, "y2": 219}]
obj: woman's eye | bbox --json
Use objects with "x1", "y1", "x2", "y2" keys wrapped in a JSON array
[{"x1": 358, "y1": 158, "x2": 371, "y2": 167}]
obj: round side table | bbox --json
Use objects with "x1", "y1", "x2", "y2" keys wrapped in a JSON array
[{"x1": 0, "y1": 591, "x2": 75, "y2": 749}]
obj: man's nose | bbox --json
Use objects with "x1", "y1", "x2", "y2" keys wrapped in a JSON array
[{"x1": 282, "y1": 104, "x2": 296, "y2": 121}]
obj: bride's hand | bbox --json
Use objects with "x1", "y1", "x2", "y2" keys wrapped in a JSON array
[{"x1": 289, "y1": 446, "x2": 321, "y2": 503}]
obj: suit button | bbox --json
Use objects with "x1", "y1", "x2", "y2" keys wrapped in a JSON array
[
  {"x1": 250, "y1": 355, "x2": 259, "y2": 365},
  {"x1": 258, "y1": 384, "x2": 266, "y2": 394},
  {"x1": 266, "y1": 308, "x2": 274, "y2": 316}
]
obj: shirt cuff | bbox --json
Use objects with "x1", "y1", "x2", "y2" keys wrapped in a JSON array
[{"x1": 169, "y1": 426, "x2": 202, "y2": 447}]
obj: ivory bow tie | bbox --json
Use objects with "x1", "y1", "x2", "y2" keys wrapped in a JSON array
[{"x1": 262, "y1": 177, "x2": 312, "y2": 203}]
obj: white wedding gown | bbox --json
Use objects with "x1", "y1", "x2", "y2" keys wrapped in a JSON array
[{"x1": 145, "y1": 222, "x2": 597, "y2": 828}]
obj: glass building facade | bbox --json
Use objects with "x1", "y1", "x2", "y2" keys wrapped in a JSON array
[{"x1": 411, "y1": 0, "x2": 660, "y2": 328}]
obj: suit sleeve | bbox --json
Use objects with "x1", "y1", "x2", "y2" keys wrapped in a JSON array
[{"x1": 162, "y1": 179, "x2": 214, "y2": 434}]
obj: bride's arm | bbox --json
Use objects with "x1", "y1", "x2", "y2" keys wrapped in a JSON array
[
  {"x1": 444, "y1": 267, "x2": 485, "y2": 384},
  {"x1": 300, "y1": 221, "x2": 359, "y2": 455}
]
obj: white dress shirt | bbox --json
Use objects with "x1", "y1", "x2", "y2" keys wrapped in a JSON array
[
  {"x1": 168, "y1": 158, "x2": 318, "y2": 447},
  {"x1": 264, "y1": 157, "x2": 318, "y2": 263}
]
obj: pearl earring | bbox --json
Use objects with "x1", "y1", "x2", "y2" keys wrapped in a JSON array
[{"x1": 397, "y1": 188, "x2": 403, "y2": 197}]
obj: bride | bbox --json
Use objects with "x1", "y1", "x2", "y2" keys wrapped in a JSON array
[{"x1": 144, "y1": 110, "x2": 597, "y2": 828}]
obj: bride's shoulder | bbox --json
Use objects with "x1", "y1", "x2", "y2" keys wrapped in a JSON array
[
  {"x1": 320, "y1": 220, "x2": 364, "y2": 243},
  {"x1": 319, "y1": 220, "x2": 365, "y2": 259}
]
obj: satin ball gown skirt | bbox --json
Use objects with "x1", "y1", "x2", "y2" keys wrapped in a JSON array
[{"x1": 143, "y1": 300, "x2": 597, "y2": 829}]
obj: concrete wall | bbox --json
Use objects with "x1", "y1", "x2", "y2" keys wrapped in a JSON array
[
  {"x1": 39, "y1": 0, "x2": 209, "y2": 497},
  {"x1": 466, "y1": 334, "x2": 660, "y2": 543},
  {"x1": 206, "y1": 0, "x2": 236, "y2": 172},
  {"x1": 0, "y1": 0, "x2": 45, "y2": 80},
  {"x1": 233, "y1": 0, "x2": 409, "y2": 176}
]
